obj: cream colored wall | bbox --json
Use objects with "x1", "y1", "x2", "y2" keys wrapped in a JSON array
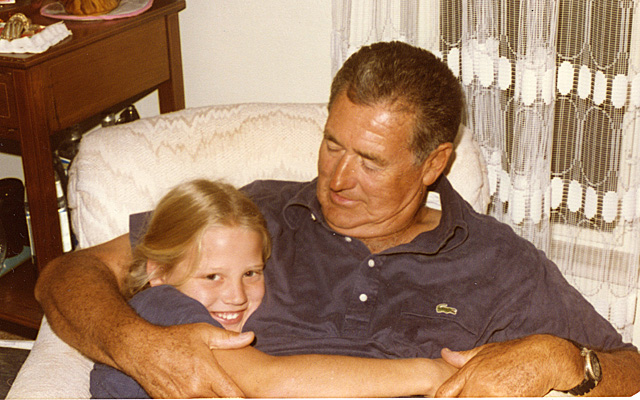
[{"x1": 0, "y1": 0, "x2": 332, "y2": 180}]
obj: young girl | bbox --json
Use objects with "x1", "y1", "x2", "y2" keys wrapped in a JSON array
[{"x1": 90, "y1": 179, "x2": 456, "y2": 398}]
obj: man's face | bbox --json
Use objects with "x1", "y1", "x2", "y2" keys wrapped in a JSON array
[{"x1": 317, "y1": 92, "x2": 434, "y2": 240}]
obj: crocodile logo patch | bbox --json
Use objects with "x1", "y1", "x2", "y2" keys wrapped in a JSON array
[{"x1": 436, "y1": 303, "x2": 458, "y2": 315}]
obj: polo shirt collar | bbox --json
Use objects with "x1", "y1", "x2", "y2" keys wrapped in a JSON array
[
  {"x1": 282, "y1": 178, "x2": 325, "y2": 228},
  {"x1": 282, "y1": 176, "x2": 469, "y2": 255},
  {"x1": 408, "y1": 175, "x2": 469, "y2": 255}
]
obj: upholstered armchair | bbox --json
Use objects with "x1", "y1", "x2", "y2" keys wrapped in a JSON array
[{"x1": 7, "y1": 102, "x2": 489, "y2": 398}]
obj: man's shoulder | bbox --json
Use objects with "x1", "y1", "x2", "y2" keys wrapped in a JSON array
[
  {"x1": 462, "y1": 207, "x2": 539, "y2": 259},
  {"x1": 431, "y1": 176, "x2": 533, "y2": 253},
  {"x1": 444, "y1": 186, "x2": 542, "y2": 262},
  {"x1": 242, "y1": 179, "x2": 309, "y2": 196},
  {"x1": 242, "y1": 179, "x2": 315, "y2": 208}
]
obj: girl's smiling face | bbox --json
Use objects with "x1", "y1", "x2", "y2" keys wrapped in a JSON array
[{"x1": 149, "y1": 225, "x2": 265, "y2": 332}]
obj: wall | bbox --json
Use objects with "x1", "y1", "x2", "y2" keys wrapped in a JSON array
[{"x1": 0, "y1": 0, "x2": 332, "y2": 180}]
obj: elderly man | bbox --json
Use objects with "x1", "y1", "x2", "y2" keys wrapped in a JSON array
[{"x1": 37, "y1": 41, "x2": 640, "y2": 398}]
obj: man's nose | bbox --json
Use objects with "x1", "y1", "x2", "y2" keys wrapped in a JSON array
[
  {"x1": 222, "y1": 280, "x2": 248, "y2": 306},
  {"x1": 330, "y1": 154, "x2": 356, "y2": 191}
]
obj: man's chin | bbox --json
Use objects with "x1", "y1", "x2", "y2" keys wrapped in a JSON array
[
  {"x1": 320, "y1": 198, "x2": 374, "y2": 235},
  {"x1": 326, "y1": 215, "x2": 371, "y2": 237}
]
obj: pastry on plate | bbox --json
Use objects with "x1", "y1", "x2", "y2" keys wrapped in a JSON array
[{"x1": 59, "y1": 0, "x2": 121, "y2": 16}]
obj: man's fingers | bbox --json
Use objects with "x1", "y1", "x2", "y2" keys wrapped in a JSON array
[
  {"x1": 440, "y1": 347, "x2": 478, "y2": 368},
  {"x1": 436, "y1": 347, "x2": 484, "y2": 397},
  {"x1": 208, "y1": 330, "x2": 255, "y2": 349},
  {"x1": 435, "y1": 370, "x2": 466, "y2": 398},
  {"x1": 208, "y1": 365, "x2": 246, "y2": 398}
]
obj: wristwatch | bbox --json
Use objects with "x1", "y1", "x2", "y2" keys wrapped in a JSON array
[{"x1": 564, "y1": 340, "x2": 602, "y2": 396}]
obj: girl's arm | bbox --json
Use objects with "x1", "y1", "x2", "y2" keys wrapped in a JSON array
[
  {"x1": 125, "y1": 286, "x2": 454, "y2": 397},
  {"x1": 212, "y1": 346, "x2": 457, "y2": 398}
]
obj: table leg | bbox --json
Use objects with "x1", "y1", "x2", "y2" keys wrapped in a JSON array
[
  {"x1": 13, "y1": 70, "x2": 63, "y2": 270},
  {"x1": 158, "y1": 13, "x2": 185, "y2": 113}
]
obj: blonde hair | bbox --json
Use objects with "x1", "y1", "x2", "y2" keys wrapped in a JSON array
[{"x1": 124, "y1": 179, "x2": 271, "y2": 298}]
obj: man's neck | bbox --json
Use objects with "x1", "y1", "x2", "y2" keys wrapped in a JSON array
[{"x1": 360, "y1": 206, "x2": 442, "y2": 254}]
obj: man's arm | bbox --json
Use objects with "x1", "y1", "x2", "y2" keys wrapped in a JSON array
[
  {"x1": 35, "y1": 234, "x2": 253, "y2": 398},
  {"x1": 435, "y1": 334, "x2": 640, "y2": 397}
]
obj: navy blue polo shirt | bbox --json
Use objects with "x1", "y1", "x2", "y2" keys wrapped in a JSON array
[{"x1": 130, "y1": 176, "x2": 632, "y2": 360}]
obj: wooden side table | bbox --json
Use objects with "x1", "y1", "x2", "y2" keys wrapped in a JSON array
[{"x1": 0, "y1": 0, "x2": 186, "y2": 330}]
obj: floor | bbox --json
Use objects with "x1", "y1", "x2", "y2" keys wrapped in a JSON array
[
  {"x1": 0, "y1": 331, "x2": 30, "y2": 340},
  {"x1": 0, "y1": 330, "x2": 34, "y2": 399}
]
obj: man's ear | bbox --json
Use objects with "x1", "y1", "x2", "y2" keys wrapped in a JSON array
[
  {"x1": 146, "y1": 260, "x2": 166, "y2": 287},
  {"x1": 421, "y1": 142, "x2": 454, "y2": 186}
]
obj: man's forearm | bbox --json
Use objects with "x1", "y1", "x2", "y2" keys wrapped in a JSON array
[
  {"x1": 36, "y1": 239, "x2": 251, "y2": 398},
  {"x1": 589, "y1": 349, "x2": 640, "y2": 396},
  {"x1": 436, "y1": 334, "x2": 640, "y2": 397},
  {"x1": 552, "y1": 337, "x2": 640, "y2": 397},
  {"x1": 35, "y1": 235, "x2": 139, "y2": 369}
]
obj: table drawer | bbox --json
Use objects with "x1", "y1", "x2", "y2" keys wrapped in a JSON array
[{"x1": 47, "y1": 19, "x2": 170, "y2": 130}]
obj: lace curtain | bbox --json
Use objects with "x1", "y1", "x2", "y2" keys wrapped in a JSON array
[{"x1": 332, "y1": 0, "x2": 640, "y2": 343}]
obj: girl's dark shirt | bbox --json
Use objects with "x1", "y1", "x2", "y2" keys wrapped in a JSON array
[{"x1": 90, "y1": 285, "x2": 219, "y2": 399}]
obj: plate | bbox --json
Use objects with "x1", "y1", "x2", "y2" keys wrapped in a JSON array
[{"x1": 40, "y1": 0, "x2": 153, "y2": 21}]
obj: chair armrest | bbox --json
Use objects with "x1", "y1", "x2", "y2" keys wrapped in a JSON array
[{"x1": 6, "y1": 318, "x2": 93, "y2": 399}]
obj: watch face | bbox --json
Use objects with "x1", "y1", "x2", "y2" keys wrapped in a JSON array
[{"x1": 586, "y1": 351, "x2": 602, "y2": 381}]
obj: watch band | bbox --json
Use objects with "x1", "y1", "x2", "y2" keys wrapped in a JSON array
[{"x1": 565, "y1": 340, "x2": 602, "y2": 396}]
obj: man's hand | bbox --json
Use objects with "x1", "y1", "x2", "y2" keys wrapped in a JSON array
[
  {"x1": 118, "y1": 322, "x2": 254, "y2": 398},
  {"x1": 435, "y1": 334, "x2": 583, "y2": 397}
]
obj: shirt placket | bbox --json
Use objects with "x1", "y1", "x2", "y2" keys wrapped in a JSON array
[{"x1": 342, "y1": 243, "x2": 382, "y2": 337}]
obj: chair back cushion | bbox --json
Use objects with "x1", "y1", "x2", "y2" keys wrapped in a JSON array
[
  {"x1": 68, "y1": 102, "x2": 489, "y2": 249},
  {"x1": 68, "y1": 103, "x2": 327, "y2": 248}
]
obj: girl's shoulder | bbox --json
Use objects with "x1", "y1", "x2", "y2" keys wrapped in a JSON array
[{"x1": 129, "y1": 285, "x2": 221, "y2": 328}]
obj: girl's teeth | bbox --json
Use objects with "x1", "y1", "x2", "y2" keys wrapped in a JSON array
[{"x1": 217, "y1": 312, "x2": 240, "y2": 320}]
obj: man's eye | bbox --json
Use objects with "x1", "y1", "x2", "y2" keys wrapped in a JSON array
[
  {"x1": 361, "y1": 159, "x2": 381, "y2": 172},
  {"x1": 325, "y1": 141, "x2": 341, "y2": 152},
  {"x1": 206, "y1": 274, "x2": 220, "y2": 281}
]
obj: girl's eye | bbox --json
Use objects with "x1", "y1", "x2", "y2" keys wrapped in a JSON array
[
  {"x1": 244, "y1": 269, "x2": 263, "y2": 278},
  {"x1": 206, "y1": 274, "x2": 220, "y2": 281}
]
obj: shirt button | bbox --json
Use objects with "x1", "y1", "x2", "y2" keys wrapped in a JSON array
[
  {"x1": 310, "y1": 213, "x2": 317, "y2": 221},
  {"x1": 367, "y1": 259, "x2": 375, "y2": 268},
  {"x1": 345, "y1": 236, "x2": 352, "y2": 243},
  {"x1": 359, "y1": 293, "x2": 368, "y2": 302}
]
